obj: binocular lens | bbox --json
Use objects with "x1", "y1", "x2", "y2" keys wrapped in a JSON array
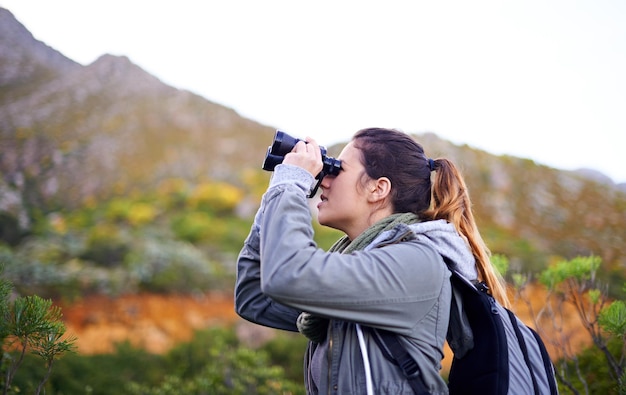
[
  {"x1": 269, "y1": 130, "x2": 299, "y2": 157},
  {"x1": 262, "y1": 149, "x2": 284, "y2": 172}
]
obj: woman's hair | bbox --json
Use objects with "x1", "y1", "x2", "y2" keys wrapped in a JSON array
[{"x1": 352, "y1": 128, "x2": 510, "y2": 307}]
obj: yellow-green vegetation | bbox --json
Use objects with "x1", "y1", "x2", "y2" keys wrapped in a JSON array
[
  {"x1": 188, "y1": 181, "x2": 244, "y2": 213},
  {"x1": 1, "y1": 174, "x2": 347, "y2": 299},
  {"x1": 2, "y1": 177, "x2": 253, "y2": 299}
]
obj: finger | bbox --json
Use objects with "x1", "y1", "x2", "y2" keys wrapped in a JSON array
[
  {"x1": 304, "y1": 137, "x2": 320, "y2": 156},
  {"x1": 293, "y1": 140, "x2": 307, "y2": 152}
]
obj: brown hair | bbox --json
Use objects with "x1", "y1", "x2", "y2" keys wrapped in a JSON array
[{"x1": 353, "y1": 128, "x2": 510, "y2": 307}]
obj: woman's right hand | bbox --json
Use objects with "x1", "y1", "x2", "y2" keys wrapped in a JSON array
[{"x1": 283, "y1": 137, "x2": 324, "y2": 178}]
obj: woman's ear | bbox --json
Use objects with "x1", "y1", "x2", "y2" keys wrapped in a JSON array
[{"x1": 368, "y1": 177, "x2": 392, "y2": 203}]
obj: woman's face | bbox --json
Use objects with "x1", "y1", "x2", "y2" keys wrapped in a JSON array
[{"x1": 317, "y1": 142, "x2": 375, "y2": 239}]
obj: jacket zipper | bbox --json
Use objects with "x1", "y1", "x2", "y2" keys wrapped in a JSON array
[
  {"x1": 327, "y1": 322, "x2": 333, "y2": 395},
  {"x1": 305, "y1": 342, "x2": 313, "y2": 393},
  {"x1": 322, "y1": 227, "x2": 411, "y2": 394}
]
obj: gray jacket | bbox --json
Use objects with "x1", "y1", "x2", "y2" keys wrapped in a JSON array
[{"x1": 235, "y1": 165, "x2": 477, "y2": 395}]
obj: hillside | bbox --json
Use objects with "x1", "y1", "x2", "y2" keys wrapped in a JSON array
[
  {"x1": 0, "y1": 8, "x2": 275, "y2": 232},
  {"x1": 1, "y1": 5, "x2": 625, "y2": 285}
]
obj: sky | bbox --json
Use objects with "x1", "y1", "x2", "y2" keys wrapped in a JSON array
[{"x1": 3, "y1": 0, "x2": 626, "y2": 183}]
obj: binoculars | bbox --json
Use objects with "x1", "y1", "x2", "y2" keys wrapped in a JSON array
[{"x1": 262, "y1": 130, "x2": 342, "y2": 197}]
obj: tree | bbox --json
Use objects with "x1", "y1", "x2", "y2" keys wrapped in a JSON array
[
  {"x1": 511, "y1": 255, "x2": 626, "y2": 394},
  {"x1": 0, "y1": 262, "x2": 76, "y2": 394}
]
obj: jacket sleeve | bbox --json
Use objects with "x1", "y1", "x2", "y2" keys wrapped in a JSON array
[
  {"x1": 258, "y1": 166, "x2": 448, "y2": 335},
  {"x1": 234, "y1": 200, "x2": 302, "y2": 332}
]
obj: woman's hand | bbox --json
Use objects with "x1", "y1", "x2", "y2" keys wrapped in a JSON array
[{"x1": 282, "y1": 137, "x2": 324, "y2": 178}]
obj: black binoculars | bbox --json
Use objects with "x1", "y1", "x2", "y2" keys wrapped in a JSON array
[{"x1": 262, "y1": 130, "x2": 342, "y2": 197}]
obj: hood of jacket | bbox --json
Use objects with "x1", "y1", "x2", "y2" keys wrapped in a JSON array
[
  {"x1": 368, "y1": 218, "x2": 477, "y2": 358},
  {"x1": 368, "y1": 218, "x2": 478, "y2": 281},
  {"x1": 409, "y1": 219, "x2": 478, "y2": 281}
]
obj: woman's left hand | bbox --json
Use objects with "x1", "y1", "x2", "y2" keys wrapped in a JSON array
[{"x1": 283, "y1": 137, "x2": 324, "y2": 177}]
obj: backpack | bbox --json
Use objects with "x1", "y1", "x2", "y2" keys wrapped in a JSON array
[{"x1": 374, "y1": 268, "x2": 559, "y2": 394}]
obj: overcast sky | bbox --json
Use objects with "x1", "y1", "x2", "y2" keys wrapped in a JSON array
[{"x1": 3, "y1": 0, "x2": 626, "y2": 183}]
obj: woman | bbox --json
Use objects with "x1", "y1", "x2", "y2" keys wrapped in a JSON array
[{"x1": 235, "y1": 128, "x2": 509, "y2": 394}]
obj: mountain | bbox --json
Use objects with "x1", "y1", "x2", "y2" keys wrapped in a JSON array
[
  {"x1": 0, "y1": 8, "x2": 275, "y2": 230},
  {"x1": 0, "y1": 7, "x2": 625, "y2": 278}
]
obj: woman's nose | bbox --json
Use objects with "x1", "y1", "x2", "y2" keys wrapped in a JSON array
[{"x1": 320, "y1": 174, "x2": 333, "y2": 189}]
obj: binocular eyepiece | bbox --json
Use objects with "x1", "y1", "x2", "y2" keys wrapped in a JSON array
[{"x1": 262, "y1": 130, "x2": 342, "y2": 197}]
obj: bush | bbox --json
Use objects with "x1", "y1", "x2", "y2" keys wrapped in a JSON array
[
  {"x1": 125, "y1": 238, "x2": 219, "y2": 293},
  {"x1": 29, "y1": 342, "x2": 165, "y2": 395},
  {"x1": 170, "y1": 212, "x2": 213, "y2": 243},
  {"x1": 262, "y1": 332, "x2": 308, "y2": 384},
  {"x1": 14, "y1": 327, "x2": 305, "y2": 395},
  {"x1": 188, "y1": 181, "x2": 244, "y2": 214},
  {"x1": 514, "y1": 255, "x2": 626, "y2": 394},
  {"x1": 1, "y1": 265, "x2": 76, "y2": 394},
  {"x1": 80, "y1": 224, "x2": 129, "y2": 268},
  {"x1": 127, "y1": 332, "x2": 303, "y2": 395}
]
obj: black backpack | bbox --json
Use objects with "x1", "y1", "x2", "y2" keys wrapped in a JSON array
[{"x1": 374, "y1": 269, "x2": 559, "y2": 394}]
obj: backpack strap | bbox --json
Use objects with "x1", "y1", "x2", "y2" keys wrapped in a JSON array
[
  {"x1": 529, "y1": 328, "x2": 559, "y2": 395},
  {"x1": 506, "y1": 309, "x2": 540, "y2": 394},
  {"x1": 371, "y1": 328, "x2": 431, "y2": 395}
]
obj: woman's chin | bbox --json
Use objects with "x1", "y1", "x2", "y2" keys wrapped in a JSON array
[{"x1": 318, "y1": 218, "x2": 342, "y2": 234}]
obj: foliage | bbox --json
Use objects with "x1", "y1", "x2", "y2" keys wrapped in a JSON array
[
  {"x1": 170, "y1": 211, "x2": 214, "y2": 243},
  {"x1": 490, "y1": 254, "x2": 509, "y2": 279},
  {"x1": 16, "y1": 342, "x2": 165, "y2": 394},
  {"x1": 512, "y1": 255, "x2": 626, "y2": 394},
  {"x1": 538, "y1": 256, "x2": 602, "y2": 290},
  {"x1": 2, "y1": 167, "x2": 625, "y2": 393},
  {"x1": 1, "y1": 175, "x2": 352, "y2": 298},
  {"x1": 1, "y1": 178, "x2": 254, "y2": 298},
  {"x1": 80, "y1": 223, "x2": 130, "y2": 267},
  {"x1": 599, "y1": 300, "x2": 626, "y2": 336},
  {"x1": 164, "y1": 327, "x2": 239, "y2": 379},
  {"x1": 125, "y1": 238, "x2": 220, "y2": 293},
  {"x1": 127, "y1": 346, "x2": 302, "y2": 395},
  {"x1": 0, "y1": 263, "x2": 76, "y2": 395},
  {"x1": 105, "y1": 199, "x2": 157, "y2": 227},
  {"x1": 188, "y1": 181, "x2": 244, "y2": 214},
  {"x1": 11, "y1": 327, "x2": 304, "y2": 395},
  {"x1": 262, "y1": 332, "x2": 309, "y2": 384}
]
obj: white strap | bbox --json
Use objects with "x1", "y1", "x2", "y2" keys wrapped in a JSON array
[{"x1": 356, "y1": 324, "x2": 374, "y2": 395}]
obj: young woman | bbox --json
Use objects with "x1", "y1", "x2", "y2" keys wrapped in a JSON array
[{"x1": 235, "y1": 128, "x2": 509, "y2": 394}]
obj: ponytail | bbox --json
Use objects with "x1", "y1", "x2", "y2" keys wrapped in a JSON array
[
  {"x1": 424, "y1": 159, "x2": 510, "y2": 308},
  {"x1": 351, "y1": 128, "x2": 509, "y2": 306}
]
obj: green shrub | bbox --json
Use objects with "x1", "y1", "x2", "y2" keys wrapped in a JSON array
[
  {"x1": 27, "y1": 342, "x2": 165, "y2": 395},
  {"x1": 188, "y1": 181, "x2": 244, "y2": 214},
  {"x1": 125, "y1": 238, "x2": 220, "y2": 293},
  {"x1": 170, "y1": 212, "x2": 213, "y2": 243},
  {"x1": 80, "y1": 224, "x2": 129, "y2": 268},
  {"x1": 261, "y1": 332, "x2": 308, "y2": 384},
  {"x1": 1, "y1": 266, "x2": 76, "y2": 394},
  {"x1": 15, "y1": 328, "x2": 305, "y2": 395}
]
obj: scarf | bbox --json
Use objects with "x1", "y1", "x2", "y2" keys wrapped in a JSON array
[{"x1": 296, "y1": 213, "x2": 420, "y2": 342}]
